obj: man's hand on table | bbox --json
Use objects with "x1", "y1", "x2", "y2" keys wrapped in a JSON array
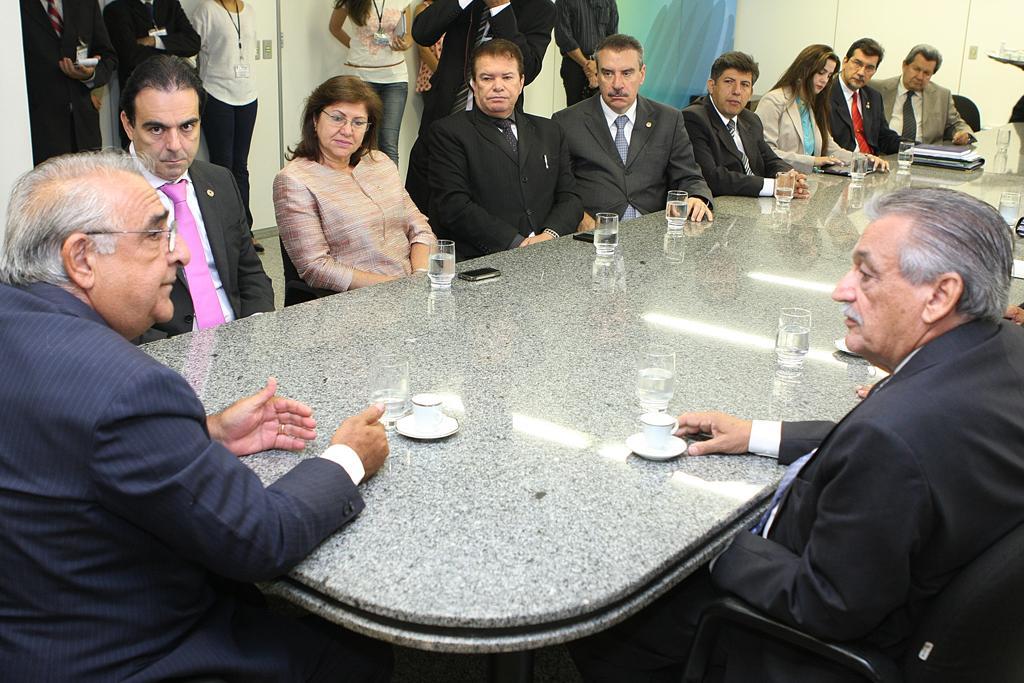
[
  {"x1": 577, "y1": 212, "x2": 596, "y2": 232},
  {"x1": 674, "y1": 410, "x2": 752, "y2": 456},
  {"x1": 792, "y1": 171, "x2": 811, "y2": 199},
  {"x1": 1004, "y1": 305, "x2": 1024, "y2": 325},
  {"x1": 332, "y1": 404, "x2": 389, "y2": 478},
  {"x1": 208, "y1": 377, "x2": 318, "y2": 456},
  {"x1": 867, "y1": 154, "x2": 889, "y2": 172},
  {"x1": 687, "y1": 198, "x2": 713, "y2": 222},
  {"x1": 520, "y1": 232, "x2": 554, "y2": 247},
  {"x1": 951, "y1": 130, "x2": 973, "y2": 146}
]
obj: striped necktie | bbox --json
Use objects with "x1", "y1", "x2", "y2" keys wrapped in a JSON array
[
  {"x1": 726, "y1": 119, "x2": 753, "y2": 175},
  {"x1": 901, "y1": 91, "x2": 917, "y2": 142},
  {"x1": 614, "y1": 115, "x2": 639, "y2": 219},
  {"x1": 451, "y1": 5, "x2": 490, "y2": 115},
  {"x1": 46, "y1": 0, "x2": 63, "y2": 37}
]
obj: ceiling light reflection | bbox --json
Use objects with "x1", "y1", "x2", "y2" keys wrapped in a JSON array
[
  {"x1": 747, "y1": 271, "x2": 835, "y2": 294},
  {"x1": 511, "y1": 414, "x2": 591, "y2": 450},
  {"x1": 670, "y1": 471, "x2": 764, "y2": 502}
]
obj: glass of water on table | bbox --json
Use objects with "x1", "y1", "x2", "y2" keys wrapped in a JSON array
[
  {"x1": 637, "y1": 345, "x2": 676, "y2": 413},
  {"x1": 428, "y1": 239, "x2": 456, "y2": 288},
  {"x1": 775, "y1": 308, "x2": 811, "y2": 375},
  {"x1": 593, "y1": 213, "x2": 619, "y2": 256},
  {"x1": 666, "y1": 191, "x2": 688, "y2": 230},
  {"x1": 369, "y1": 355, "x2": 410, "y2": 430}
]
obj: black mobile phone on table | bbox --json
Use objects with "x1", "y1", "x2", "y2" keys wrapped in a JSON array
[
  {"x1": 458, "y1": 267, "x2": 501, "y2": 282},
  {"x1": 573, "y1": 231, "x2": 595, "y2": 243}
]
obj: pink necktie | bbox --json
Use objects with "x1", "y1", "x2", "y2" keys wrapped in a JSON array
[{"x1": 159, "y1": 180, "x2": 226, "y2": 330}]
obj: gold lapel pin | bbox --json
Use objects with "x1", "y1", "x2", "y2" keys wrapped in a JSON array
[
  {"x1": 646, "y1": 121, "x2": 653, "y2": 128},
  {"x1": 206, "y1": 189, "x2": 215, "y2": 197}
]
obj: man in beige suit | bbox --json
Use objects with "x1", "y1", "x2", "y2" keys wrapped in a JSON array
[{"x1": 873, "y1": 44, "x2": 974, "y2": 145}]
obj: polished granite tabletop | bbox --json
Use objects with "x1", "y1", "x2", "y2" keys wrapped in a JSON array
[{"x1": 144, "y1": 126, "x2": 1024, "y2": 653}]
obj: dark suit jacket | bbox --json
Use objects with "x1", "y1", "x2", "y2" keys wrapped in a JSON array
[
  {"x1": 0, "y1": 282, "x2": 363, "y2": 681},
  {"x1": 20, "y1": 0, "x2": 117, "y2": 165},
  {"x1": 103, "y1": 0, "x2": 199, "y2": 87},
  {"x1": 406, "y1": 0, "x2": 555, "y2": 214},
  {"x1": 428, "y1": 108, "x2": 582, "y2": 260},
  {"x1": 681, "y1": 97, "x2": 791, "y2": 198},
  {"x1": 553, "y1": 94, "x2": 712, "y2": 216},
  {"x1": 144, "y1": 159, "x2": 274, "y2": 340},
  {"x1": 829, "y1": 83, "x2": 902, "y2": 155},
  {"x1": 711, "y1": 320, "x2": 1024, "y2": 680}
]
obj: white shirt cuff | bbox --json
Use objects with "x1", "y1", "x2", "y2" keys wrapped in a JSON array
[
  {"x1": 489, "y1": 3, "x2": 509, "y2": 15},
  {"x1": 320, "y1": 444, "x2": 365, "y2": 485},
  {"x1": 153, "y1": 35, "x2": 166, "y2": 51},
  {"x1": 759, "y1": 178, "x2": 775, "y2": 197},
  {"x1": 748, "y1": 420, "x2": 781, "y2": 457}
]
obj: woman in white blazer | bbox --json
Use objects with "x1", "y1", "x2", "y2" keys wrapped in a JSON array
[{"x1": 756, "y1": 44, "x2": 884, "y2": 174}]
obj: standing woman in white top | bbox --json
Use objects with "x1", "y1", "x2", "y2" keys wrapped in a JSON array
[
  {"x1": 190, "y1": 0, "x2": 261, "y2": 245},
  {"x1": 330, "y1": 0, "x2": 413, "y2": 167}
]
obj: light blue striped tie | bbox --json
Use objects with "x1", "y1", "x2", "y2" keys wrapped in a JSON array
[
  {"x1": 751, "y1": 449, "x2": 816, "y2": 536},
  {"x1": 614, "y1": 115, "x2": 639, "y2": 220}
]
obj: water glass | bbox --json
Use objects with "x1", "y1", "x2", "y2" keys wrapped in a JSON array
[
  {"x1": 999, "y1": 192, "x2": 1021, "y2": 227},
  {"x1": 593, "y1": 212, "x2": 619, "y2": 256},
  {"x1": 369, "y1": 354, "x2": 410, "y2": 430},
  {"x1": 850, "y1": 153, "x2": 869, "y2": 183},
  {"x1": 427, "y1": 239, "x2": 456, "y2": 288},
  {"x1": 591, "y1": 254, "x2": 625, "y2": 292},
  {"x1": 775, "y1": 308, "x2": 811, "y2": 375},
  {"x1": 666, "y1": 190, "x2": 688, "y2": 230},
  {"x1": 774, "y1": 172, "x2": 795, "y2": 206},
  {"x1": 997, "y1": 127, "x2": 1011, "y2": 152},
  {"x1": 897, "y1": 141, "x2": 915, "y2": 171},
  {"x1": 663, "y1": 231, "x2": 686, "y2": 263},
  {"x1": 636, "y1": 345, "x2": 676, "y2": 413}
]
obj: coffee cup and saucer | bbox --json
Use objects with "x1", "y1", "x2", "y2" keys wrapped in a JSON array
[
  {"x1": 627, "y1": 412, "x2": 687, "y2": 461},
  {"x1": 395, "y1": 393, "x2": 459, "y2": 440}
]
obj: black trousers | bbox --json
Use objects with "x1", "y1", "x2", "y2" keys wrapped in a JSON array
[{"x1": 560, "y1": 57, "x2": 597, "y2": 107}]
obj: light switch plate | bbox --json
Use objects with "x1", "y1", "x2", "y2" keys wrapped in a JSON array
[{"x1": 262, "y1": 39, "x2": 272, "y2": 60}]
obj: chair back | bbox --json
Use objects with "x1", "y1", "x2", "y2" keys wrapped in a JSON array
[
  {"x1": 902, "y1": 521, "x2": 1024, "y2": 682},
  {"x1": 279, "y1": 238, "x2": 334, "y2": 307},
  {"x1": 951, "y1": 95, "x2": 981, "y2": 132}
]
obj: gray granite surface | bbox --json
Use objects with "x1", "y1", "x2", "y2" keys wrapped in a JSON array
[{"x1": 144, "y1": 126, "x2": 1024, "y2": 653}]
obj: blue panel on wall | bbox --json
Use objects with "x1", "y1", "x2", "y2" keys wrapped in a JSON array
[{"x1": 618, "y1": 0, "x2": 736, "y2": 108}]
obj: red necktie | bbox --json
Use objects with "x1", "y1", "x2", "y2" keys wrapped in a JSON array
[
  {"x1": 159, "y1": 180, "x2": 227, "y2": 330},
  {"x1": 850, "y1": 91, "x2": 874, "y2": 155},
  {"x1": 46, "y1": 0, "x2": 63, "y2": 37}
]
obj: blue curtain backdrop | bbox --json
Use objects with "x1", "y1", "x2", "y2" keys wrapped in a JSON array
[{"x1": 616, "y1": 0, "x2": 737, "y2": 108}]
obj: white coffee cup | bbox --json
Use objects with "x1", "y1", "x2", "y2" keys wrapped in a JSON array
[
  {"x1": 411, "y1": 393, "x2": 443, "y2": 431},
  {"x1": 640, "y1": 412, "x2": 678, "y2": 450}
]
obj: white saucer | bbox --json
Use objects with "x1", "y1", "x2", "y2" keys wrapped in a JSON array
[
  {"x1": 627, "y1": 433, "x2": 688, "y2": 461},
  {"x1": 834, "y1": 338, "x2": 861, "y2": 357},
  {"x1": 395, "y1": 414, "x2": 459, "y2": 440}
]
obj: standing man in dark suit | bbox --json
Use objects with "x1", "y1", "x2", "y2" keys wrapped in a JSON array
[
  {"x1": 553, "y1": 34, "x2": 712, "y2": 230},
  {"x1": 829, "y1": 38, "x2": 902, "y2": 155},
  {"x1": 683, "y1": 50, "x2": 802, "y2": 199},
  {"x1": 120, "y1": 55, "x2": 273, "y2": 340},
  {"x1": 429, "y1": 39, "x2": 581, "y2": 260},
  {"x1": 570, "y1": 187, "x2": 1024, "y2": 682},
  {"x1": 407, "y1": 0, "x2": 555, "y2": 214},
  {"x1": 554, "y1": 0, "x2": 618, "y2": 106},
  {"x1": 20, "y1": 0, "x2": 118, "y2": 165},
  {"x1": 0, "y1": 150, "x2": 393, "y2": 682}
]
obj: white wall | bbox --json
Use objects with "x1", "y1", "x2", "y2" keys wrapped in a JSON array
[
  {"x1": 2, "y1": 2, "x2": 34, "y2": 251},
  {"x1": 736, "y1": 0, "x2": 1024, "y2": 129}
]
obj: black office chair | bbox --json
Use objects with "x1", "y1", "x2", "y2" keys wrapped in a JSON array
[
  {"x1": 952, "y1": 95, "x2": 981, "y2": 133},
  {"x1": 279, "y1": 238, "x2": 334, "y2": 307},
  {"x1": 682, "y1": 521, "x2": 1024, "y2": 682}
]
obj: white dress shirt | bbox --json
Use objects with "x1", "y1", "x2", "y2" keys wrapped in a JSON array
[{"x1": 888, "y1": 80, "x2": 923, "y2": 144}]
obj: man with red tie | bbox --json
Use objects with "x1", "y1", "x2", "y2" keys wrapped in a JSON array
[
  {"x1": 119, "y1": 55, "x2": 273, "y2": 342},
  {"x1": 829, "y1": 38, "x2": 902, "y2": 155}
]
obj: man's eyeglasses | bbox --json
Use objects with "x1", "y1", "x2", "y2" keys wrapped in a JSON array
[
  {"x1": 320, "y1": 110, "x2": 371, "y2": 131},
  {"x1": 85, "y1": 221, "x2": 178, "y2": 253}
]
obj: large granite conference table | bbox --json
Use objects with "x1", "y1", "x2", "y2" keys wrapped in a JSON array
[{"x1": 143, "y1": 125, "x2": 1024, "y2": 677}]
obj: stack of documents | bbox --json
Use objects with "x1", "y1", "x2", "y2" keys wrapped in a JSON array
[{"x1": 911, "y1": 144, "x2": 984, "y2": 171}]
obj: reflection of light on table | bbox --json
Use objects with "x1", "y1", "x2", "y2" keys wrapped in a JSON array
[
  {"x1": 512, "y1": 414, "x2": 591, "y2": 449},
  {"x1": 747, "y1": 271, "x2": 834, "y2": 294},
  {"x1": 597, "y1": 442, "x2": 632, "y2": 463},
  {"x1": 643, "y1": 312, "x2": 848, "y2": 369},
  {"x1": 433, "y1": 392, "x2": 466, "y2": 414},
  {"x1": 669, "y1": 471, "x2": 763, "y2": 502}
]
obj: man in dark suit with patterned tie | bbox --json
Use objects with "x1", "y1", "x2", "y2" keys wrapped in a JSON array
[
  {"x1": 19, "y1": 0, "x2": 118, "y2": 165},
  {"x1": 407, "y1": 0, "x2": 555, "y2": 214},
  {"x1": 119, "y1": 55, "x2": 273, "y2": 341},
  {"x1": 429, "y1": 39, "x2": 581, "y2": 260},
  {"x1": 0, "y1": 150, "x2": 393, "y2": 682},
  {"x1": 829, "y1": 38, "x2": 902, "y2": 155},
  {"x1": 570, "y1": 187, "x2": 1024, "y2": 682},
  {"x1": 554, "y1": 34, "x2": 713, "y2": 229},
  {"x1": 683, "y1": 50, "x2": 799, "y2": 199}
]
